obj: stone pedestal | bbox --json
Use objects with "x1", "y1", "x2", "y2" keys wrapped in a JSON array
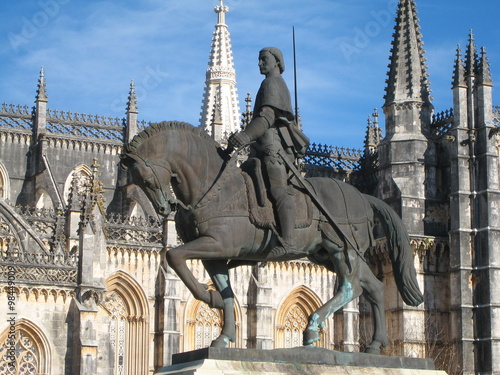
[{"x1": 157, "y1": 347, "x2": 447, "y2": 375}]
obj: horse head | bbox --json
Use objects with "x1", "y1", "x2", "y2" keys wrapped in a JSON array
[
  {"x1": 120, "y1": 121, "x2": 226, "y2": 218},
  {"x1": 120, "y1": 152, "x2": 177, "y2": 217}
]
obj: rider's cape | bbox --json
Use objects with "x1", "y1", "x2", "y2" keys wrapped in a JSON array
[{"x1": 254, "y1": 76, "x2": 310, "y2": 158}]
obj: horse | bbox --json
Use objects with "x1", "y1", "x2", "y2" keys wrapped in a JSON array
[{"x1": 120, "y1": 121, "x2": 423, "y2": 354}]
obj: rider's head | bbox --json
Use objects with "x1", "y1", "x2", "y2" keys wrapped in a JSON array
[{"x1": 260, "y1": 47, "x2": 285, "y2": 74}]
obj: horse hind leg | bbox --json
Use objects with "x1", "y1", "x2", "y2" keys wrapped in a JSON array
[
  {"x1": 359, "y1": 260, "x2": 388, "y2": 354},
  {"x1": 303, "y1": 250, "x2": 363, "y2": 346}
]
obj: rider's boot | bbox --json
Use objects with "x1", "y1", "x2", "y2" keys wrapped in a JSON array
[{"x1": 269, "y1": 191, "x2": 301, "y2": 259}]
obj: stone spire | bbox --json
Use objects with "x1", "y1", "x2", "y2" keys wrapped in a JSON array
[
  {"x1": 241, "y1": 92, "x2": 253, "y2": 128},
  {"x1": 125, "y1": 80, "x2": 138, "y2": 143},
  {"x1": 80, "y1": 159, "x2": 106, "y2": 231},
  {"x1": 364, "y1": 109, "x2": 382, "y2": 153},
  {"x1": 378, "y1": 0, "x2": 434, "y2": 236},
  {"x1": 210, "y1": 88, "x2": 224, "y2": 140},
  {"x1": 465, "y1": 30, "x2": 477, "y2": 77},
  {"x1": 452, "y1": 45, "x2": 466, "y2": 88},
  {"x1": 199, "y1": 0, "x2": 241, "y2": 143},
  {"x1": 35, "y1": 67, "x2": 48, "y2": 140},
  {"x1": 126, "y1": 80, "x2": 138, "y2": 114},
  {"x1": 477, "y1": 46, "x2": 493, "y2": 86},
  {"x1": 384, "y1": 0, "x2": 431, "y2": 106},
  {"x1": 36, "y1": 67, "x2": 48, "y2": 102}
]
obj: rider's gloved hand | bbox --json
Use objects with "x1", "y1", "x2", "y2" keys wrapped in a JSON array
[{"x1": 227, "y1": 132, "x2": 251, "y2": 153}]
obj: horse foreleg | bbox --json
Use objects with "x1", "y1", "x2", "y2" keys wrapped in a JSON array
[
  {"x1": 359, "y1": 261, "x2": 388, "y2": 354},
  {"x1": 303, "y1": 250, "x2": 362, "y2": 346},
  {"x1": 203, "y1": 260, "x2": 236, "y2": 348},
  {"x1": 165, "y1": 236, "x2": 225, "y2": 308}
]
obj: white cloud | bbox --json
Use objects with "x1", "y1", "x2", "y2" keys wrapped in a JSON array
[{"x1": 0, "y1": 0, "x2": 499, "y2": 148}]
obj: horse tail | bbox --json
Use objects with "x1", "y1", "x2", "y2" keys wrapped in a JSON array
[{"x1": 364, "y1": 194, "x2": 424, "y2": 307}]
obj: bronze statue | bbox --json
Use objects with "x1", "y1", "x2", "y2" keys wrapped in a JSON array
[
  {"x1": 227, "y1": 47, "x2": 309, "y2": 258},
  {"x1": 121, "y1": 120, "x2": 423, "y2": 354}
]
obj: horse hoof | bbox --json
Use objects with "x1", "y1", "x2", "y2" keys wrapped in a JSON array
[
  {"x1": 209, "y1": 290, "x2": 224, "y2": 309},
  {"x1": 303, "y1": 328, "x2": 320, "y2": 346},
  {"x1": 364, "y1": 341, "x2": 383, "y2": 355},
  {"x1": 364, "y1": 347, "x2": 380, "y2": 355},
  {"x1": 210, "y1": 334, "x2": 233, "y2": 348}
]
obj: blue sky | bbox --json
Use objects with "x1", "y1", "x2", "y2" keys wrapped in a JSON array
[{"x1": 0, "y1": 0, "x2": 499, "y2": 149}]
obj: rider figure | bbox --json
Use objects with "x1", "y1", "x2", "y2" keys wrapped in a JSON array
[{"x1": 227, "y1": 47, "x2": 309, "y2": 258}]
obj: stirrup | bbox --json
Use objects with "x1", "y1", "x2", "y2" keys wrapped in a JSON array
[{"x1": 269, "y1": 240, "x2": 300, "y2": 259}]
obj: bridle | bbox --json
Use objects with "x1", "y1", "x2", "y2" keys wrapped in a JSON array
[
  {"x1": 129, "y1": 153, "x2": 191, "y2": 214},
  {"x1": 126, "y1": 147, "x2": 239, "y2": 217}
]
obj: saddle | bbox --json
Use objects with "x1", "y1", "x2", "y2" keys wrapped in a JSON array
[
  {"x1": 241, "y1": 157, "x2": 375, "y2": 252},
  {"x1": 241, "y1": 158, "x2": 313, "y2": 229}
]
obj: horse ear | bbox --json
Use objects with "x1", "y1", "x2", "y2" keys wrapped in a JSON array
[{"x1": 120, "y1": 153, "x2": 140, "y2": 170}]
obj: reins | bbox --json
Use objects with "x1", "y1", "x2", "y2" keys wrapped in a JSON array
[{"x1": 193, "y1": 148, "x2": 241, "y2": 210}]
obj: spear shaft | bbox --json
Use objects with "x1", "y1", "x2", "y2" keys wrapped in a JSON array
[{"x1": 293, "y1": 26, "x2": 298, "y2": 122}]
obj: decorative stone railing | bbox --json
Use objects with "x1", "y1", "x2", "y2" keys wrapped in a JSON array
[
  {"x1": 0, "y1": 102, "x2": 148, "y2": 142},
  {"x1": 0, "y1": 103, "x2": 34, "y2": 131},
  {"x1": 105, "y1": 213, "x2": 164, "y2": 249},
  {"x1": 303, "y1": 143, "x2": 363, "y2": 171},
  {"x1": 493, "y1": 105, "x2": 500, "y2": 126},
  {"x1": 46, "y1": 109, "x2": 125, "y2": 141},
  {"x1": 431, "y1": 108, "x2": 454, "y2": 139}
]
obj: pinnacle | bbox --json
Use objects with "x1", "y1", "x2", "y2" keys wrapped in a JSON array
[
  {"x1": 477, "y1": 46, "x2": 493, "y2": 86},
  {"x1": 215, "y1": 0, "x2": 228, "y2": 25},
  {"x1": 384, "y1": 0, "x2": 431, "y2": 106},
  {"x1": 465, "y1": 30, "x2": 477, "y2": 77},
  {"x1": 127, "y1": 80, "x2": 138, "y2": 113},
  {"x1": 200, "y1": 0, "x2": 240, "y2": 141},
  {"x1": 36, "y1": 66, "x2": 48, "y2": 102},
  {"x1": 452, "y1": 45, "x2": 466, "y2": 88},
  {"x1": 364, "y1": 109, "x2": 382, "y2": 151}
]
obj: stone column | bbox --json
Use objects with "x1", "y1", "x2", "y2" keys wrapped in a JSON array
[
  {"x1": 473, "y1": 47, "x2": 500, "y2": 374},
  {"x1": 342, "y1": 299, "x2": 360, "y2": 352},
  {"x1": 159, "y1": 270, "x2": 182, "y2": 367},
  {"x1": 73, "y1": 167, "x2": 107, "y2": 374},
  {"x1": 69, "y1": 298, "x2": 99, "y2": 375},
  {"x1": 448, "y1": 45, "x2": 475, "y2": 374},
  {"x1": 247, "y1": 264, "x2": 274, "y2": 349}
]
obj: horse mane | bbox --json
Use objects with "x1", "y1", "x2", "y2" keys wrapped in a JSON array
[{"x1": 124, "y1": 120, "x2": 220, "y2": 154}]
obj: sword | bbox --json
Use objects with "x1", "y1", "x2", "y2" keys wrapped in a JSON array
[{"x1": 277, "y1": 149, "x2": 364, "y2": 268}]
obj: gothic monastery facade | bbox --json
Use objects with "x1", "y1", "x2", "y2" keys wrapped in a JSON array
[{"x1": 0, "y1": 1, "x2": 499, "y2": 374}]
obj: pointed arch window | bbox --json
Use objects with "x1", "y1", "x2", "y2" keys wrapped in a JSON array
[
  {"x1": 276, "y1": 286, "x2": 326, "y2": 349},
  {"x1": 101, "y1": 271, "x2": 149, "y2": 375},
  {"x1": 129, "y1": 201, "x2": 146, "y2": 220},
  {"x1": 0, "y1": 213, "x2": 21, "y2": 260},
  {"x1": 35, "y1": 189, "x2": 54, "y2": 210},
  {"x1": 0, "y1": 172, "x2": 4, "y2": 200},
  {"x1": 195, "y1": 301, "x2": 222, "y2": 350},
  {"x1": 283, "y1": 304, "x2": 308, "y2": 348},
  {"x1": 0, "y1": 319, "x2": 51, "y2": 375},
  {"x1": 102, "y1": 291, "x2": 127, "y2": 375},
  {"x1": 184, "y1": 285, "x2": 241, "y2": 350},
  {"x1": 0, "y1": 161, "x2": 10, "y2": 200},
  {"x1": 64, "y1": 165, "x2": 92, "y2": 208}
]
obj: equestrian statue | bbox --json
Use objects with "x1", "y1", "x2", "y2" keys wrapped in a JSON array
[{"x1": 120, "y1": 47, "x2": 423, "y2": 355}]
